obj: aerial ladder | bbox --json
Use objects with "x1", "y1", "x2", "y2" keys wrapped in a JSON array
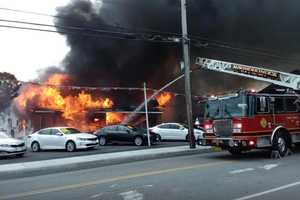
[{"x1": 195, "y1": 57, "x2": 300, "y2": 91}]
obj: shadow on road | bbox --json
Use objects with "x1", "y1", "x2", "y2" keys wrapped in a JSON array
[{"x1": 204, "y1": 145, "x2": 300, "y2": 161}]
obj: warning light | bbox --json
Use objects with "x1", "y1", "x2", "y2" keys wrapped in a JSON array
[{"x1": 249, "y1": 140, "x2": 255, "y2": 146}]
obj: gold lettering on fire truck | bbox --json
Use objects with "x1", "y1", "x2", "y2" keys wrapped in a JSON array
[
  {"x1": 260, "y1": 118, "x2": 268, "y2": 128},
  {"x1": 231, "y1": 64, "x2": 279, "y2": 80}
]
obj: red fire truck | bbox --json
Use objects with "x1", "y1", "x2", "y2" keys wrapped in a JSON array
[{"x1": 195, "y1": 58, "x2": 300, "y2": 157}]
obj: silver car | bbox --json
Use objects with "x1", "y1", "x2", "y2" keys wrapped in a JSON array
[{"x1": 0, "y1": 132, "x2": 26, "y2": 157}]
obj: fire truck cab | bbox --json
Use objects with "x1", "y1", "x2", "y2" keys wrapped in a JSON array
[{"x1": 199, "y1": 90, "x2": 300, "y2": 156}]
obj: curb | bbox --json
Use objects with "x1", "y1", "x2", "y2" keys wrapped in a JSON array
[{"x1": 0, "y1": 146, "x2": 212, "y2": 180}]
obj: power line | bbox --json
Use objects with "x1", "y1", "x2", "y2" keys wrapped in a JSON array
[
  {"x1": 0, "y1": 7, "x2": 182, "y2": 37},
  {"x1": 0, "y1": 24, "x2": 179, "y2": 44},
  {"x1": 1, "y1": 7, "x2": 300, "y2": 64}
]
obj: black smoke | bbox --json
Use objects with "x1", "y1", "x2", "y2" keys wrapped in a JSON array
[{"x1": 54, "y1": 0, "x2": 300, "y2": 95}]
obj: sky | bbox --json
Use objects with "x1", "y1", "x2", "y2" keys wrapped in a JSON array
[{"x1": 0, "y1": 0, "x2": 71, "y2": 81}]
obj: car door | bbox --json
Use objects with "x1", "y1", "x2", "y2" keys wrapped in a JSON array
[
  {"x1": 36, "y1": 129, "x2": 52, "y2": 149},
  {"x1": 108, "y1": 125, "x2": 121, "y2": 142},
  {"x1": 49, "y1": 128, "x2": 65, "y2": 149},
  {"x1": 174, "y1": 124, "x2": 187, "y2": 140},
  {"x1": 118, "y1": 126, "x2": 134, "y2": 143},
  {"x1": 168, "y1": 124, "x2": 184, "y2": 140},
  {"x1": 157, "y1": 124, "x2": 171, "y2": 140}
]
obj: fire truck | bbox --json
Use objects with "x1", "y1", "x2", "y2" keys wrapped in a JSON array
[{"x1": 195, "y1": 57, "x2": 300, "y2": 157}]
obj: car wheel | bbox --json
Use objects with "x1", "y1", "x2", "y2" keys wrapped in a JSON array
[
  {"x1": 134, "y1": 136, "x2": 143, "y2": 146},
  {"x1": 157, "y1": 134, "x2": 162, "y2": 142},
  {"x1": 273, "y1": 133, "x2": 288, "y2": 157},
  {"x1": 66, "y1": 141, "x2": 76, "y2": 152},
  {"x1": 99, "y1": 136, "x2": 107, "y2": 146},
  {"x1": 31, "y1": 141, "x2": 40, "y2": 152}
]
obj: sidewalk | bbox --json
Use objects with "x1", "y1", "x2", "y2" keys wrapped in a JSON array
[{"x1": 0, "y1": 146, "x2": 211, "y2": 179}]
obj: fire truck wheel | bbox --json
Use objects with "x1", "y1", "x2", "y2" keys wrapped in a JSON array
[
  {"x1": 31, "y1": 142, "x2": 40, "y2": 152},
  {"x1": 66, "y1": 141, "x2": 76, "y2": 152},
  {"x1": 273, "y1": 133, "x2": 288, "y2": 157},
  {"x1": 228, "y1": 148, "x2": 243, "y2": 155},
  {"x1": 99, "y1": 136, "x2": 107, "y2": 146}
]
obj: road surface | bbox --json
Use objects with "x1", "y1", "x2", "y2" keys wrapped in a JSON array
[
  {"x1": 0, "y1": 141, "x2": 186, "y2": 164},
  {"x1": 1, "y1": 149, "x2": 300, "y2": 200}
]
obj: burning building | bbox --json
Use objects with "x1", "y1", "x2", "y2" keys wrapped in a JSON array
[{"x1": 11, "y1": 73, "x2": 172, "y2": 134}]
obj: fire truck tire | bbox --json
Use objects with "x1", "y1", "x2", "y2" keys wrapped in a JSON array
[
  {"x1": 66, "y1": 141, "x2": 76, "y2": 152},
  {"x1": 228, "y1": 148, "x2": 243, "y2": 155},
  {"x1": 31, "y1": 141, "x2": 40, "y2": 152},
  {"x1": 272, "y1": 132, "x2": 288, "y2": 157},
  {"x1": 99, "y1": 136, "x2": 107, "y2": 146}
]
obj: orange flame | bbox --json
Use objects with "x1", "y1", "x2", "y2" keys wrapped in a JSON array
[
  {"x1": 156, "y1": 92, "x2": 172, "y2": 107},
  {"x1": 14, "y1": 74, "x2": 114, "y2": 131},
  {"x1": 106, "y1": 112, "x2": 124, "y2": 125}
]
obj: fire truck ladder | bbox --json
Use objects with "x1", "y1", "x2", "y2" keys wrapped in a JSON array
[{"x1": 195, "y1": 57, "x2": 300, "y2": 91}]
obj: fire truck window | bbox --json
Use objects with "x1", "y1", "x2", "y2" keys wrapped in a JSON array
[
  {"x1": 274, "y1": 98, "x2": 284, "y2": 113},
  {"x1": 256, "y1": 97, "x2": 269, "y2": 113},
  {"x1": 286, "y1": 98, "x2": 297, "y2": 112}
]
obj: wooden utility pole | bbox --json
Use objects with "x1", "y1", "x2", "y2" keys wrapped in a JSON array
[{"x1": 181, "y1": 0, "x2": 196, "y2": 148}]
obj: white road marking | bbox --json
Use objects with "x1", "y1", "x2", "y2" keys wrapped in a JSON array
[
  {"x1": 120, "y1": 190, "x2": 143, "y2": 200},
  {"x1": 143, "y1": 185, "x2": 153, "y2": 188},
  {"x1": 110, "y1": 184, "x2": 118, "y2": 188},
  {"x1": 230, "y1": 168, "x2": 255, "y2": 174},
  {"x1": 233, "y1": 180, "x2": 300, "y2": 200},
  {"x1": 90, "y1": 192, "x2": 103, "y2": 199},
  {"x1": 259, "y1": 164, "x2": 278, "y2": 170}
]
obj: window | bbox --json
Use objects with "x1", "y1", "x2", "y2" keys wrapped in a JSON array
[
  {"x1": 158, "y1": 124, "x2": 169, "y2": 129},
  {"x1": 286, "y1": 97, "x2": 298, "y2": 112},
  {"x1": 256, "y1": 96, "x2": 269, "y2": 113},
  {"x1": 169, "y1": 124, "x2": 180, "y2": 129},
  {"x1": 38, "y1": 129, "x2": 51, "y2": 135},
  {"x1": 51, "y1": 129, "x2": 61, "y2": 135},
  {"x1": 274, "y1": 98, "x2": 284, "y2": 113}
]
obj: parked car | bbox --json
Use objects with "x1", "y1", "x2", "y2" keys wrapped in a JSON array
[
  {"x1": 0, "y1": 131, "x2": 26, "y2": 157},
  {"x1": 149, "y1": 123, "x2": 204, "y2": 141},
  {"x1": 95, "y1": 125, "x2": 159, "y2": 146},
  {"x1": 28, "y1": 127, "x2": 98, "y2": 152}
]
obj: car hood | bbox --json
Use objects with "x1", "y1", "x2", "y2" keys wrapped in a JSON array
[{"x1": 0, "y1": 138, "x2": 24, "y2": 145}]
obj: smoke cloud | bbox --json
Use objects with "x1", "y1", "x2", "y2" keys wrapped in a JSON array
[{"x1": 53, "y1": 0, "x2": 300, "y2": 95}]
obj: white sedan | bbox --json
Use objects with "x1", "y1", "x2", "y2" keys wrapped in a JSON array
[
  {"x1": 28, "y1": 127, "x2": 98, "y2": 152},
  {"x1": 150, "y1": 123, "x2": 204, "y2": 141},
  {"x1": 0, "y1": 131, "x2": 26, "y2": 157}
]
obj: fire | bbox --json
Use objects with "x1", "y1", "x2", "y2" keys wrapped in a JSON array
[
  {"x1": 46, "y1": 74, "x2": 69, "y2": 86},
  {"x1": 106, "y1": 112, "x2": 124, "y2": 125},
  {"x1": 14, "y1": 73, "x2": 114, "y2": 131},
  {"x1": 156, "y1": 92, "x2": 172, "y2": 107}
]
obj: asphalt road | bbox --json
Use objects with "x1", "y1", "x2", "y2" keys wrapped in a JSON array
[
  {"x1": 0, "y1": 141, "x2": 187, "y2": 164},
  {"x1": 1, "y1": 149, "x2": 300, "y2": 200}
]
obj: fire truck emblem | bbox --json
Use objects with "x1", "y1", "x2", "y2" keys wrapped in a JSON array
[{"x1": 260, "y1": 118, "x2": 268, "y2": 128}]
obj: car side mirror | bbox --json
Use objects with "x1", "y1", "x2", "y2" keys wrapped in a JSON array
[
  {"x1": 56, "y1": 132, "x2": 63, "y2": 136},
  {"x1": 126, "y1": 130, "x2": 130, "y2": 134}
]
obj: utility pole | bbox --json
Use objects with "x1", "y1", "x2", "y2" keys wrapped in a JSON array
[
  {"x1": 181, "y1": 0, "x2": 196, "y2": 148},
  {"x1": 144, "y1": 82, "x2": 151, "y2": 147}
]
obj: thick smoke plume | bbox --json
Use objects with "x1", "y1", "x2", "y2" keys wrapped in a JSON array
[{"x1": 53, "y1": 0, "x2": 300, "y2": 95}]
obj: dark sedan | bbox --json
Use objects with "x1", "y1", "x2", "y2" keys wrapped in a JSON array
[{"x1": 95, "y1": 125, "x2": 159, "y2": 146}]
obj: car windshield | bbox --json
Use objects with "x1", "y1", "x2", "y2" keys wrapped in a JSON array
[
  {"x1": 60, "y1": 128, "x2": 81, "y2": 134},
  {"x1": 0, "y1": 132, "x2": 9, "y2": 139}
]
